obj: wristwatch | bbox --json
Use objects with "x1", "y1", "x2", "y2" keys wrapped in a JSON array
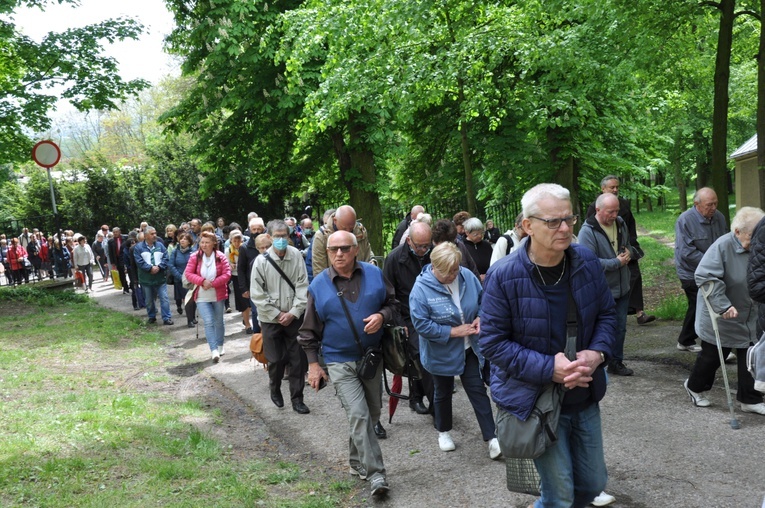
[{"x1": 598, "y1": 351, "x2": 606, "y2": 364}]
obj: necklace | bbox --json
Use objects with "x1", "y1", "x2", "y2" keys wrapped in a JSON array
[{"x1": 530, "y1": 252, "x2": 566, "y2": 286}]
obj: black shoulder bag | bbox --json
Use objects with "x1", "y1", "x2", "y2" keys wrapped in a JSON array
[{"x1": 332, "y1": 280, "x2": 383, "y2": 380}]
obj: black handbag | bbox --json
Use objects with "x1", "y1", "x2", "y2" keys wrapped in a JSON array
[{"x1": 381, "y1": 325, "x2": 408, "y2": 376}]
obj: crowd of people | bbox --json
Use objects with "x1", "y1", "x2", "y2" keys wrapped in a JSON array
[{"x1": 4, "y1": 177, "x2": 765, "y2": 507}]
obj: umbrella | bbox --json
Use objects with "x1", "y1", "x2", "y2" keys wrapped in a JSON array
[{"x1": 388, "y1": 374, "x2": 403, "y2": 423}]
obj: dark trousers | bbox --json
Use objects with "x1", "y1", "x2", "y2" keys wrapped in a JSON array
[
  {"x1": 628, "y1": 259, "x2": 644, "y2": 312},
  {"x1": 431, "y1": 348, "x2": 495, "y2": 441},
  {"x1": 114, "y1": 264, "x2": 128, "y2": 291},
  {"x1": 262, "y1": 319, "x2": 306, "y2": 403},
  {"x1": 678, "y1": 279, "x2": 699, "y2": 347},
  {"x1": 407, "y1": 325, "x2": 434, "y2": 406},
  {"x1": 688, "y1": 341, "x2": 763, "y2": 403},
  {"x1": 77, "y1": 264, "x2": 93, "y2": 289}
]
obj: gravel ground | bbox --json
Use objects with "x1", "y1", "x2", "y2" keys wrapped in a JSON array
[{"x1": 91, "y1": 280, "x2": 765, "y2": 508}]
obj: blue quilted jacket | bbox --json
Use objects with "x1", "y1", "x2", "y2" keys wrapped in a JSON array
[{"x1": 479, "y1": 242, "x2": 616, "y2": 420}]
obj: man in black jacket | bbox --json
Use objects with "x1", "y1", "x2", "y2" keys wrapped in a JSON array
[
  {"x1": 391, "y1": 205, "x2": 424, "y2": 249},
  {"x1": 383, "y1": 222, "x2": 434, "y2": 416},
  {"x1": 107, "y1": 227, "x2": 129, "y2": 294}
]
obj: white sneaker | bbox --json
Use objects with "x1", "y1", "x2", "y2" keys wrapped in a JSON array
[
  {"x1": 591, "y1": 491, "x2": 616, "y2": 506},
  {"x1": 740, "y1": 402, "x2": 765, "y2": 414},
  {"x1": 219, "y1": 345, "x2": 225, "y2": 356},
  {"x1": 438, "y1": 432, "x2": 455, "y2": 452},
  {"x1": 677, "y1": 343, "x2": 702, "y2": 353},
  {"x1": 488, "y1": 437, "x2": 502, "y2": 460},
  {"x1": 211, "y1": 349, "x2": 220, "y2": 363},
  {"x1": 684, "y1": 379, "x2": 710, "y2": 407}
]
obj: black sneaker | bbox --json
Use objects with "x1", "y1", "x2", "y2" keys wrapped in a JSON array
[
  {"x1": 163, "y1": 319, "x2": 174, "y2": 326},
  {"x1": 607, "y1": 361, "x2": 634, "y2": 376},
  {"x1": 147, "y1": 318, "x2": 157, "y2": 324}
]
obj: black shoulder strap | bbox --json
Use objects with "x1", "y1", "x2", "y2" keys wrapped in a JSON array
[
  {"x1": 502, "y1": 234, "x2": 515, "y2": 256},
  {"x1": 332, "y1": 279, "x2": 366, "y2": 357},
  {"x1": 264, "y1": 252, "x2": 296, "y2": 292},
  {"x1": 565, "y1": 289, "x2": 578, "y2": 361}
]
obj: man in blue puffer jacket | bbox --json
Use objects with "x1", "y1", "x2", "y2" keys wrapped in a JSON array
[{"x1": 480, "y1": 183, "x2": 616, "y2": 508}]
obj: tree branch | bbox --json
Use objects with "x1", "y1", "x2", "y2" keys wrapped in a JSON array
[
  {"x1": 700, "y1": 1, "x2": 722, "y2": 9},
  {"x1": 734, "y1": 9, "x2": 760, "y2": 20}
]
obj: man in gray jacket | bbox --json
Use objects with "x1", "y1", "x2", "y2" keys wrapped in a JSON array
[
  {"x1": 579, "y1": 193, "x2": 635, "y2": 376},
  {"x1": 251, "y1": 219, "x2": 310, "y2": 414},
  {"x1": 674, "y1": 187, "x2": 727, "y2": 352}
]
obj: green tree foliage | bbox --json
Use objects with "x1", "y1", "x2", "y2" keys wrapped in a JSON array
[{"x1": 0, "y1": 0, "x2": 150, "y2": 165}]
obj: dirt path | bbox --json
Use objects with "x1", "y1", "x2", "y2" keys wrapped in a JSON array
[{"x1": 90, "y1": 280, "x2": 765, "y2": 508}]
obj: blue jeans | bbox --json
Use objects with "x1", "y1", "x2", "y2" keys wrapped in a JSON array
[
  {"x1": 431, "y1": 348, "x2": 495, "y2": 441},
  {"x1": 197, "y1": 299, "x2": 225, "y2": 352},
  {"x1": 250, "y1": 299, "x2": 261, "y2": 333},
  {"x1": 143, "y1": 283, "x2": 172, "y2": 322},
  {"x1": 533, "y1": 403, "x2": 607, "y2": 508},
  {"x1": 612, "y1": 293, "x2": 630, "y2": 363}
]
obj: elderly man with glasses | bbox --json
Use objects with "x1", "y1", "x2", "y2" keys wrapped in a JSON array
[
  {"x1": 299, "y1": 230, "x2": 399, "y2": 498},
  {"x1": 480, "y1": 183, "x2": 615, "y2": 507},
  {"x1": 383, "y1": 222, "x2": 435, "y2": 418}
]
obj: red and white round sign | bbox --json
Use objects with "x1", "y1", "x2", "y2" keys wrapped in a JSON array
[{"x1": 32, "y1": 140, "x2": 61, "y2": 168}]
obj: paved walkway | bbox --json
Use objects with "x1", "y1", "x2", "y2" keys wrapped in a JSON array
[{"x1": 90, "y1": 279, "x2": 765, "y2": 508}]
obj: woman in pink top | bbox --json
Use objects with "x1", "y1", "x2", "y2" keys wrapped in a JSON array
[{"x1": 184, "y1": 231, "x2": 231, "y2": 363}]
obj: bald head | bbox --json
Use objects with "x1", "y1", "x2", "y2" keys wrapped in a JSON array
[
  {"x1": 407, "y1": 222, "x2": 432, "y2": 257},
  {"x1": 411, "y1": 205, "x2": 425, "y2": 218},
  {"x1": 334, "y1": 205, "x2": 357, "y2": 232},
  {"x1": 595, "y1": 193, "x2": 620, "y2": 227}
]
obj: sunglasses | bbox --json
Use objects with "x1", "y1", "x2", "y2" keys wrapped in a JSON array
[{"x1": 327, "y1": 245, "x2": 354, "y2": 253}]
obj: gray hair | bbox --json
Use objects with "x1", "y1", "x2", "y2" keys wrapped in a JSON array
[
  {"x1": 693, "y1": 187, "x2": 716, "y2": 205},
  {"x1": 463, "y1": 217, "x2": 484, "y2": 233},
  {"x1": 600, "y1": 175, "x2": 619, "y2": 187},
  {"x1": 731, "y1": 206, "x2": 765, "y2": 233},
  {"x1": 144, "y1": 225, "x2": 156, "y2": 234},
  {"x1": 521, "y1": 183, "x2": 571, "y2": 218},
  {"x1": 267, "y1": 219, "x2": 288, "y2": 236}
]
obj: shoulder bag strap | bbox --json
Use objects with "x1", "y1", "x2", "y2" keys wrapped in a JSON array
[
  {"x1": 565, "y1": 288, "x2": 578, "y2": 362},
  {"x1": 264, "y1": 252, "x2": 296, "y2": 292},
  {"x1": 332, "y1": 279, "x2": 366, "y2": 357}
]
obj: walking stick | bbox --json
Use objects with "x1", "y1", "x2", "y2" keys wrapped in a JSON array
[{"x1": 699, "y1": 281, "x2": 741, "y2": 430}]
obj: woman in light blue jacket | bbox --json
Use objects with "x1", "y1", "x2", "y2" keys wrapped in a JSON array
[{"x1": 409, "y1": 242, "x2": 500, "y2": 459}]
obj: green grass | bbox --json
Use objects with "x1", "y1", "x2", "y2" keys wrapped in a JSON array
[
  {"x1": 634, "y1": 211, "x2": 688, "y2": 321},
  {"x1": 0, "y1": 287, "x2": 352, "y2": 508}
]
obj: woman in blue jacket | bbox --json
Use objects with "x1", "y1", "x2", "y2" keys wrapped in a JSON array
[{"x1": 409, "y1": 242, "x2": 500, "y2": 460}]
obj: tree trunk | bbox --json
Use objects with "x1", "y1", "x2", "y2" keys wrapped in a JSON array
[
  {"x1": 710, "y1": 0, "x2": 734, "y2": 225},
  {"x1": 548, "y1": 127, "x2": 579, "y2": 217},
  {"x1": 672, "y1": 129, "x2": 688, "y2": 211},
  {"x1": 758, "y1": 0, "x2": 765, "y2": 207},
  {"x1": 459, "y1": 118, "x2": 477, "y2": 217},
  {"x1": 330, "y1": 121, "x2": 384, "y2": 256},
  {"x1": 444, "y1": 8, "x2": 477, "y2": 217}
]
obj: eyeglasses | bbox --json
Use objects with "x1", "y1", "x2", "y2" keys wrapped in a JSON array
[
  {"x1": 528, "y1": 215, "x2": 578, "y2": 229},
  {"x1": 327, "y1": 245, "x2": 354, "y2": 253},
  {"x1": 410, "y1": 241, "x2": 432, "y2": 251}
]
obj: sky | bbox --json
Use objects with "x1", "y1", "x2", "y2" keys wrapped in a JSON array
[{"x1": 12, "y1": 0, "x2": 178, "y2": 117}]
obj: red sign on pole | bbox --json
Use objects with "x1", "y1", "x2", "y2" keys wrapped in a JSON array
[{"x1": 32, "y1": 140, "x2": 61, "y2": 168}]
